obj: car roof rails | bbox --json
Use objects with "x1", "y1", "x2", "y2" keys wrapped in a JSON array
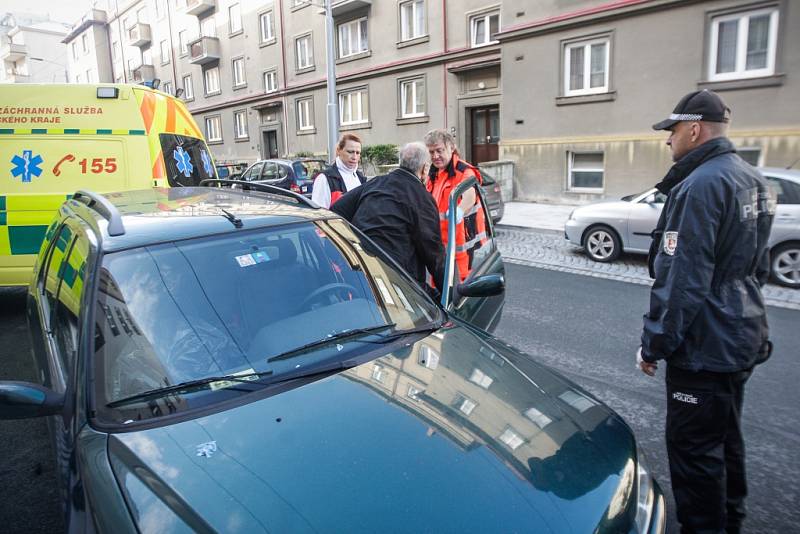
[
  {"x1": 199, "y1": 179, "x2": 320, "y2": 209},
  {"x1": 72, "y1": 190, "x2": 126, "y2": 236}
]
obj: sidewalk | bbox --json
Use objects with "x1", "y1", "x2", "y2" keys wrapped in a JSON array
[{"x1": 498, "y1": 201, "x2": 574, "y2": 232}]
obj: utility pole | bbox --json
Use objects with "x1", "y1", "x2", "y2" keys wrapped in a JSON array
[{"x1": 324, "y1": 0, "x2": 338, "y2": 163}]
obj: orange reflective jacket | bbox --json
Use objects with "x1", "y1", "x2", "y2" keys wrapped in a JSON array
[{"x1": 426, "y1": 154, "x2": 486, "y2": 281}]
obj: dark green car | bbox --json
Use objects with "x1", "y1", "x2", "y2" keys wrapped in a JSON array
[{"x1": 0, "y1": 182, "x2": 664, "y2": 533}]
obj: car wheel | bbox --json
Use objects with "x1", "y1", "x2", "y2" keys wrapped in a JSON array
[
  {"x1": 771, "y1": 242, "x2": 800, "y2": 288},
  {"x1": 582, "y1": 225, "x2": 622, "y2": 262}
]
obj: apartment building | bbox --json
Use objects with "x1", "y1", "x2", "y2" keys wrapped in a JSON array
[
  {"x1": 62, "y1": 9, "x2": 114, "y2": 84},
  {"x1": 62, "y1": 0, "x2": 798, "y2": 202},
  {"x1": 0, "y1": 13, "x2": 70, "y2": 83}
]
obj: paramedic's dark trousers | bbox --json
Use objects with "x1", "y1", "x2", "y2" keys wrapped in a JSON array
[{"x1": 665, "y1": 365, "x2": 751, "y2": 534}]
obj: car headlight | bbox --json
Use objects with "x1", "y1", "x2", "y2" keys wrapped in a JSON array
[{"x1": 634, "y1": 450, "x2": 656, "y2": 533}]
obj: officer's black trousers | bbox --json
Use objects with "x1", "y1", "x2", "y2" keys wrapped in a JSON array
[{"x1": 665, "y1": 365, "x2": 751, "y2": 534}]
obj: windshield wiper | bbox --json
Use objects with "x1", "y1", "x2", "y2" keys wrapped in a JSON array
[
  {"x1": 107, "y1": 370, "x2": 274, "y2": 409},
  {"x1": 267, "y1": 321, "x2": 442, "y2": 363},
  {"x1": 219, "y1": 208, "x2": 243, "y2": 228}
]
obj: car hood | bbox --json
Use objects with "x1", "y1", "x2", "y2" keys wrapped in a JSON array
[
  {"x1": 108, "y1": 324, "x2": 637, "y2": 533},
  {"x1": 572, "y1": 200, "x2": 633, "y2": 219}
]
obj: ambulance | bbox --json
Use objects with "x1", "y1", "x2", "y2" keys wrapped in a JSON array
[{"x1": 0, "y1": 83, "x2": 216, "y2": 286}]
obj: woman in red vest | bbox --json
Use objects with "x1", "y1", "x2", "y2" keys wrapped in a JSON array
[
  {"x1": 424, "y1": 129, "x2": 486, "y2": 282},
  {"x1": 311, "y1": 133, "x2": 367, "y2": 208}
]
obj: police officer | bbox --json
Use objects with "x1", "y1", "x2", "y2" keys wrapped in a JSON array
[
  {"x1": 331, "y1": 142, "x2": 444, "y2": 290},
  {"x1": 638, "y1": 90, "x2": 774, "y2": 534},
  {"x1": 424, "y1": 129, "x2": 486, "y2": 281},
  {"x1": 311, "y1": 133, "x2": 366, "y2": 208}
]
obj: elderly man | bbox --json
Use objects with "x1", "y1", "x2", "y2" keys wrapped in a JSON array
[
  {"x1": 424, "y1": 129, "x2": 485, "y2": 281},
  {"x1": 639, "y1": 89, "x2": 774, "y2": 534},
  {"x1": 331, "y1": 142, "x2": 445, "y2": 291}
]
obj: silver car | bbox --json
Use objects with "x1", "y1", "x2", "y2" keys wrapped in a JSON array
[{"x1": 565, "y1": 167, "x2": 800, "y2": 288}]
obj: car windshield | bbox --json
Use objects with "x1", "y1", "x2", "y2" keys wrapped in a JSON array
[
  {"x1": 293, "y1": 160, "x2": 325, "y2": 180},
  {"x1": 160, "y1": 134, "x2": 217, "y2": 186},
  {"x1": 93, "y1": 219, "x2": 440, "y2": 424}
]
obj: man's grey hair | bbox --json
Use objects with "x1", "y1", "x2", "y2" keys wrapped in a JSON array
[
  {"x1": 424, "y1": 128, "x2": 457, "y2": 149},
  {"x1": 399, "y1": 142, "x2": 430, "y2": 174}
]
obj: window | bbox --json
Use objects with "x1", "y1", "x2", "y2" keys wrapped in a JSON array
[
  {"x1": 558, "y1": 389, "x2": 598, "y2": 413},
  {"x1": 400, "y1": 0, "x2": 425, "y2": 41},
  {"x1": 72, "y1": 42, "x2": 78, "y2": 60},
  {"x1": 182, "y1": 74, "x2": 193, "y2": 99},
  {"x1": 85, "y1": 69, "x2": 92, "y2": 83},
  {"x1": 297, "y1": 98, "x2": 313, "y2": 130},
  {"x1": 738, "y1": 147, "x2": 761, "y2": 167},
  {"x1": 162, "y1": 81, "x2": 172, "y2": 95},
  {"x1": 229, "y1": 3, "x2": 242, "y2": 34},
  {"x1": 765, "y1": 176, "x2": 800, "y2": 205},
  {"x1": 499, "y1": 427, "x2": 524, "y2": 450},
  {"x1": 51, "y1": 236, "x2": 88, "y2": 378},
  {"x1": 201, "y1": 16, "x2": 216, "y2": 38},
  {"x1": 112, "y1": 41, "x2": 120, "y2": 60},
  {"x1": 418, "y1": 344, "x2": 439, "y2": 369},
  {"x1": 234, "y1": 110, "x2": 248, "y2": 139},
  {"x1": 205, "y1": 115, "x2": 222, "y2": 142},
  {"x1": 568, "y1": 152, "x2": 604, "y2": 190},
  {"x1": 204, "y1": 66, "x2": 220, "y2": 94},
  {"x1": 160, "y1": 40, "x2": 170, "y2": 64},
  {"x1": 142, "y1": 48, "x2": 152, "y2": 65},
  {"x1": 371, "y1": 364, "x2": 386, "y2": 383},
  {"x1": 232, "y1": 57, "x2": 246, "y2": 87},
  {"x1": 339, "y1": 88, "x2": 369, "y2": 125},
  {"x1": 407, "y1": 384, "x2": 421, "y2": 401},
  {"x1": 524, "y1": 407, "x2": 552, "y2": 428},
  {"x1": 82, "y1": 34, "x2": 89, "y2": 54},
  {"x1": 709, "y1": 7, "x2": 778, "y2": 81},
  {"x1": 296, "y1": 34, "x2": 314, "y2": 69},
  {"x1": 156, "y1": 0, "x2": 165, "y2": 19},
  {"x1": 469, "y1": 368, "x2": 493, "y2": 389},
  {"x1": 453, "y1": 393, "x2": 477, "y2": 416},
  {"x1": 127, "y1": 58, "x2": 136, "y2": 73},
  {"x1": 260, "y1": 11, "x2": 275, "y2": 43},
  {"x1": 337, "y1": 17, "x2": 368, "y2": 58},
  {"x1": 400, "y1": 78, "x2": 425, "y2": 117},
  {"x1": 264, "y1": 70, "x2": 278, "y2": 93},
  {"x1": 178, "y1": 30, "x2": 188, "y2": 55},
  {"x1": 564, "y1": 38, "x2": 609, "y2": 96},
  {"x1": 470, "y1": 11, "x2": 499, "y2": 47}
]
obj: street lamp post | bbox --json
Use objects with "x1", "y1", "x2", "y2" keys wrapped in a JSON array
[{"x1": 302, "y1": 0, "x2": 338, "y2": 163}]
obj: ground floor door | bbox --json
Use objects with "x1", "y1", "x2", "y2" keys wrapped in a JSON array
[
  {"x1": 470, "y1": 106, "x2": 499, "y2": 164},
  {"x1": 262, "y1": 130, "x2": 279, "y2": 159}
]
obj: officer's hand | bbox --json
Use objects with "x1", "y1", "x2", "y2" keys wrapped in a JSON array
[{"x1": 636, "y1": 346, "x2": 658, "y2": 376}]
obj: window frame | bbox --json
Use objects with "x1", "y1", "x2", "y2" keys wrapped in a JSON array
[
  {"x1": 178, "y1": 30, "x2": 188, "y2": 56},
  {"x1": 338, "y1": 87, "x2": 369, "y2": 126},
  {"x1": 232, "y1": 56, "x2": 246, "y2": 88},
  {"x1": 400, "y1": 0, "x2": 426, "y2": 42},
  {"x1": 567, "y1": 151, "x2": 605, "y2": 192},
  {"x1": 182, "y1": 74, "x2": 194, "y2": 100},
  {"x1": 337, "y1": 17, "x2": 369, "y2": 59},
  {"x1": 233, "y1": 109, "x2": 248, "y2": 140},
  {"x1": 205, "y1": 115, "x2": 222, "y2": 142},
  {"x1": 563, "y1": 36, "x2": 611, "y2": 97},
  {"x1": 399, "y1": 76, "x2": 426, "y2": 118},
  {"x1": 295, "y1": 33, "x2": 314, "y2": 71},
  {"x1": 469, "y1": 10, "x2": 500, "y2": 48},
  {"x1": 264, "y1": 69, "x2": 278, "y2": 93},
  {"x1": 160, "y1": 39, "x2": 170, "y2": 65},
  {"x1": 259, "y1": 10, "x2": 275, "y2": 44},
  {"x1": 162, "y1": 80, "x2": 172, "y2": 95},
  {"x1": 297, "y1": 97, "x2": 314, "y2": 131},
  {"x1": 203, "y1": 66, "x2": 221, "y2": 95},
  {"x1": 229, "y1": 3, "x2": 243, "y2": 35},
  {"x1": 707, "y1": 6, "x2": 779, "y2": 82}
]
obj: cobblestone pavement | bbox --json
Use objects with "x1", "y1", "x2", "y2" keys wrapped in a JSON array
[{"x1": 495, "y1": 226, "x2": 800, "y2": 311}]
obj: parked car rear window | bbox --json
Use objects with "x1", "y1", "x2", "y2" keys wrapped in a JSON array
[{"x1": 93, "y1": 220, "x2": 439, "y2": 423}]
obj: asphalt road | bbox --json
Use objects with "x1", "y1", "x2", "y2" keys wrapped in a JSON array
[
  {"x1": 494, "y1": 263, "x2": 800, "y2": 534},
  {"x1": 1, "y1": 264, "x2": 797, "y2": 533}
]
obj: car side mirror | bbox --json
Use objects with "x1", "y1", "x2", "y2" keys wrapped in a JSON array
[
  {"x1": 0, "y1": 382, "x2": 64, "y2": 419},
  {"x1": 456, "y1": 274, "x2": 505, "y2": 297}
]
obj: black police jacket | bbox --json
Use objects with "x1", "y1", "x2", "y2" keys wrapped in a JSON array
[
  {"x1": 641, "y1": 137, "x2": 775, "y2": 372},
  {"x1": 331, "y1": 167, "x2": 445, "y2": 289}
]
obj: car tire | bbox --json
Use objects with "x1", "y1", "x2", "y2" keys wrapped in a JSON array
[
  {"x1": 582, "y1": 225, "x2": 622, "y2": 262},
  {"x1": 770, "y1": 241, "x2": 800, "y2": 289}
]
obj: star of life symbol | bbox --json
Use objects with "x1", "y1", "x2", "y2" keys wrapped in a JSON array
[
  {"x1": 173, "y1": 146, "x2": 194, "y2": 178},
  {"x1": 10, "y1": 150, "x2": 44, "y2": 183},
  {"x1": 196, "y1": 440, "x2": 217, "y2": 458},
  {"x1": 200, "y1": 149, "x2": 213, "y2": 176}
]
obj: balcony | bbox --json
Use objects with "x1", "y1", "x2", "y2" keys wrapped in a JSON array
[
  {"x1": 4, "y1": 72, "x2": 30, "y2": 83},
  {"x1": 0, "y1": 43, "x2": 27, "y2": 62},
  {"x1": 131, "y1": 63, "x2": 155, "y2": 82},
  {"x1": 188, "y1": 36, "x2": 220, "y2": 65},
  {"x1": 127, "y1": 23, "x2": 151, "y2": 48},
  {"x1": 185, "y1": 0, "x2": 216, "y2": 17},
  {"x1": 331, "y1": 0, "x2": 371, "y2": 16}
]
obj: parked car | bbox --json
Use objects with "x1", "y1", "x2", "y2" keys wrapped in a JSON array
[
  {"x1": 238, "y1": 158, "x2": 328, "y2": 196},
  {"x1": 479, "y1": 167, "x2": 505, "y2": 223},
  {"x1": 215, "y1": 162, "x2": 247, "y2": 180},
  {"x1": 0, "y1": 182, "x2": 664, "y2": 533},
  {"x1": 565, "y1": 167, "x2": 800, "y2": 288}
]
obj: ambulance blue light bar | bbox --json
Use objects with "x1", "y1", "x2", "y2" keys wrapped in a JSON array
[{"x1": 97, "y1": 87, "x2": 119, "y2": 99}]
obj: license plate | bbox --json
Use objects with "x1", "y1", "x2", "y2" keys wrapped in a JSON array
[{"x1": 301, "y1": 185, "x2": 309, "y2": 193}]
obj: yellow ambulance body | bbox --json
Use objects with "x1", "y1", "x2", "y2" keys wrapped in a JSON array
[{"x1": 0, "y1": 83, "x2": 216, "y2": 286}]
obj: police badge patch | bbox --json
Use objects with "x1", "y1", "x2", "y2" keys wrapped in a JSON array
[{"x1": 663, "y1": 231, "x2": 678, "y2": 255}]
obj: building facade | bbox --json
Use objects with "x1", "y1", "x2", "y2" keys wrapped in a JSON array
[
  {"x1": 62, "y1": 0, "x2": 799, "y2": 202},
  {"x1": 0, "y1": 13, "x2": 70, "y2": 84},
  {"x1": 63, "y1": 9, "x2": 114, "y2": 84}
]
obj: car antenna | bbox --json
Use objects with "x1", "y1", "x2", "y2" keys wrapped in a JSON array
[
  {"x1": 219, "y1": 208, "x2": 243, "y2": 228},
  {"x1": 786, "y1": 157, "x2": 800, "y2": 170}
]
